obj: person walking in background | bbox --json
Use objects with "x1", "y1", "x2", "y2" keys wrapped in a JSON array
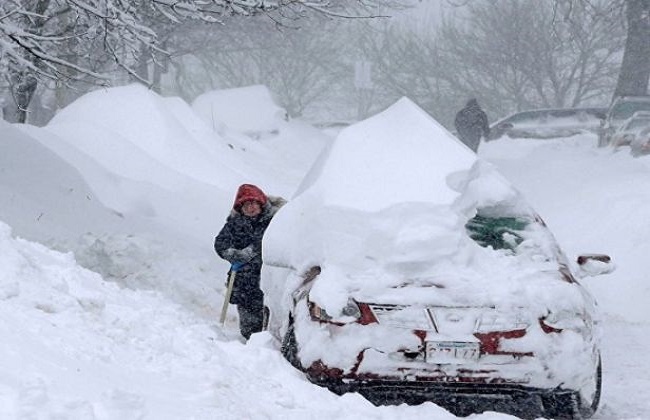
[
  {"x1": 454, "y1": 98, "x2": 490, "y2": 153},
  {"x1": 214, "y1": 184, "x2": 285, "y2": 340}
]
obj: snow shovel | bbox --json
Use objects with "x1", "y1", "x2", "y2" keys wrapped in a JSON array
[{"x1": 220, "y1": 262, "x2": 244, "y2": 325}]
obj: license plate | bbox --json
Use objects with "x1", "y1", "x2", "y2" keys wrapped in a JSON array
[{"x1": 426, "y1": 341, "x2": 480, "y2": 364}]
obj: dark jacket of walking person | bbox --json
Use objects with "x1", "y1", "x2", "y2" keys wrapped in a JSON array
[
  {"x1": 454, "y1": 98, "x2": 490, "y2": 153},
  {"x1": 214, "y1": 184, "x2": 284, "y2": 340}
]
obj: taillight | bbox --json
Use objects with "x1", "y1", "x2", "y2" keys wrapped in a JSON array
[
  {"x1": 357, "y1": 302, "x2": 379, "y2": 325},
  {"x1": 309, "y1": 301, "x2": 333, "y2": 322},
  {"x1": 474, "y1": 311, "x2": 531, "y2": 355},
  {"x1": 539, "y1": 318, "x2": 562, "y2": 334},
  {"x1": 474, "y1": 329, "x2": 529, "y2": 355},
  {"x1": 539, "y1": 311, "x2": 589, "y2": 335},
  {"x1": 308, "y1": 299, "x2": 361, "y2": 324}
]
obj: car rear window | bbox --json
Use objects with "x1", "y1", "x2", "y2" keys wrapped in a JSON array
[
  {"x1": 611, "y1": 101, "x2": 650, "y2": 120},
  {"x1": 500, "y1": 108, "x2": 604, "y2": 127},
  {"x1": 465, "y1": 215, "x2": 528, "y2": 251}
]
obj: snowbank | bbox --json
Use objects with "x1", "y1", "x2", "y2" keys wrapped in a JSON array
[
  {"x1": 0, "y1": 219, "x2": 473, "y2": 420},
  {"x1": 0, "y1": 120, "x2": 127, "y2": 245}
]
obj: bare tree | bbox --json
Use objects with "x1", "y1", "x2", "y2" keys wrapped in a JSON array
[
  {"x1": 165, "y1": 5, "x2": 419, "y2": 121},
  {"x1": 169, "y1": 17, "x2": 349, "y2": 118},
  {"x1": 0, "y1": 0, "x2": 402, "y2": 123},
  {"x1": 354, "y1": 22, "x2": 453, "y2": 121},
  {"x1": 348, "y1": 0, "x2": 622, "y2": 128},
  {"x1": 555, "y1": 0, "x2": 649, "y2": 99},
  {"x1": 434, "y1": 0, "x2": 623, "y2": 118}
]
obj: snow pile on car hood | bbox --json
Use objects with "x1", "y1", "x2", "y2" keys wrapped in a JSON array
[{"x1": 263, "y1": 98, "x2": 588, "y2": 316}]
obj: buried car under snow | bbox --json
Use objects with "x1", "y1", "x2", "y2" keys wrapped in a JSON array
[{"x1": 261, "y1": 98, "x2": 613, "y2": 419}]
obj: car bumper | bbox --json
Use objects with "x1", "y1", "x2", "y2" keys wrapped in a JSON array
[
  {"x1": 294, "y1": 324, "x2": 595, "y2": 417},
  {"x1": 304, "y1": 353, "x2": 540, "y2": 390},
  {"x1": 307, "y1": 372, "x2": 578, "y2": 418},
  {"x1": 290, "y1": 302, "x2": 598, "y2": 416}
]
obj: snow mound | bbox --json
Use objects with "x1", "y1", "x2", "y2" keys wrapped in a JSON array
[
  {"x1": 265, "y1": 97, "x2": 486, "y2": 274},
  {"x1": 294, "y1": 97, "x2": 477, "y2": 210},
  {"x1": 0, "y1": 219, "x2": 229, "y2": 418},
  {"x1": 192, "y1": 85, "x2": 287, "y2": 135},
  {"x1": 46, "y1": 84, "x2": 234, "y2": 184},
  {"x1": 0, "y1": 120, "x2": 127, "y2": 245}
]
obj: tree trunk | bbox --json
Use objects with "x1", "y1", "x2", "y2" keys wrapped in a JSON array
[
  {"x1": 4, "y1": 0, "x2": 51, "y2": 123},
  {"x1": 55, "y1": 11, "x2": 80, "y2": 112},
  {"x1": 135, "y1": 43, "x2": 152, "y2": 84},
  {"x1": 7, "y1": 71, "x2": 38, "y2": 123},
  {"x1": 151, "y1": 41, "x2": 169, "y2": 94},
  {"x1": 614, "y1": 0, "x2": 650, "y2": 97}
]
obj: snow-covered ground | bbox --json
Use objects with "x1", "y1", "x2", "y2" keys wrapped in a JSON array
[{"x1": 0, "y1": 84, "x2": 648, "y2": 419}]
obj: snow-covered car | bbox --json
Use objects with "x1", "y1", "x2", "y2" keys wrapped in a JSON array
[
  {"x1": 598, "y1": 95, "x2": 650, "y2": 147},
  {"x1": 192, "y1": 85, "x2": 289, "y2": 140},
  {"x1": 261, "y1": 98, "x2": 613, "y2": 419},
  {"x1": 630, "y1": 126, "x2": 650, "y2": 157},
  {"x1": 487, "y1": 107, "x2": 606, "y2": 141},
  {"x1": 610, "y1": 111, "x2": 650, "y2": 148}
]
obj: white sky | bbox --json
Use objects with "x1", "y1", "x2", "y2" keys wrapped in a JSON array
[{"x1": 0, "y1": 84, "x2": 649, "y2": 419}]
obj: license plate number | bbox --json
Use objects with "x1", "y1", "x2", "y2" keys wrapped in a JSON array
[{"x1": 426, "y1": 341, "x2": 480, "y2": 364}]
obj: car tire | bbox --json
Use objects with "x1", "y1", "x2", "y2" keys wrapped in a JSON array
[
  {"x1": 281, "y1": 319, "x2": 302, "y2": 370},
  {"x1": 579, "y1": 354, "x2": 602, "y2": 418},
  {"x1": 542, "y1": 354, "x2": 602, "y2": 419}
]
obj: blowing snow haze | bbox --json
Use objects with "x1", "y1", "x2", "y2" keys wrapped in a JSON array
[{"x1": 0, "y1": 83, "x2": 649, "y2": 419}]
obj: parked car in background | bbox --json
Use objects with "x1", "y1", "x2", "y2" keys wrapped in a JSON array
[
  {"x1": 487, "y1": 107, "x2": 606, "y2": 141},
  {"x1": 598, "y1": 95, "x2": 650, "y2": 147},
  {"x1": 610, "y1": 111, "x2": 650, "y2": 148},
  {"x1": 630, "y1": 126, "x2": 650, "y2": 157},
  {"x1": 263, "y1": 99, "x2": 614, "y2": 420}
]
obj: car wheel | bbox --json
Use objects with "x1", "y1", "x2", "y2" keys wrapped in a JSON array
[
  {"x1": 542, "y1": 354, "x2": 602, "y2": 419},
  {"x1": 578, "y1": 354, "x2": 602, "y2": 418},
  {"x1": 281, "y1": 319, "x2": 302, "y2": 369}
]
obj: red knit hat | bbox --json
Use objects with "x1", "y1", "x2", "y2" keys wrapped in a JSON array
[{"x1": 233, "y1": 184, "x2": 268, "y2": 210}]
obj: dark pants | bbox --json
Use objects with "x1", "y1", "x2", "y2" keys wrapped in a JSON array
[
  {"x1": 237, "y1": 300, "x2": 264, "y2": 340},
  {"x1": 459, "y1": 133, "x2": 480, "y2": 153}
]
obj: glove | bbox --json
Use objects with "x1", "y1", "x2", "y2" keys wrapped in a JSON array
[
  {"x1": 222, "y1": 246, "x2": 252, "y2": 261},
  {"x1": 234, "y1": 245, "x2": 256, "y2": 262},
  {"x1": 225, "y1": 262, "x2": 246, "y2": 287},
  {"x1": 231, "y1": 261, "x2": 246, "y2": 272}
]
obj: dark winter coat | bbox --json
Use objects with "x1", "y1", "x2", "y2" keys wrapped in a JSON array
[
  {"x1": 454, "y1": 99, "x2": 490, "y2": 153},
  {"x1": 214, "y1": 185, "x2": 285, "y2": 306}
]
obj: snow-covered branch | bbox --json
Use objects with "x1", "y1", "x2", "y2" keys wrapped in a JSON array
[{"x1": 0, "y1": 0, "x2": 403, "y2": 122}]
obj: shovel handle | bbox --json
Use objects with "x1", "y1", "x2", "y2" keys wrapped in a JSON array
[{"x1": 219, "y1": 269, "x2": 237, "y2": 325}]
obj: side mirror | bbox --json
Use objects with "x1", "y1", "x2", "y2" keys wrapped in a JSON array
[{"x1": 576, "y1": 254, "x2": 615, "y2": 277}]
